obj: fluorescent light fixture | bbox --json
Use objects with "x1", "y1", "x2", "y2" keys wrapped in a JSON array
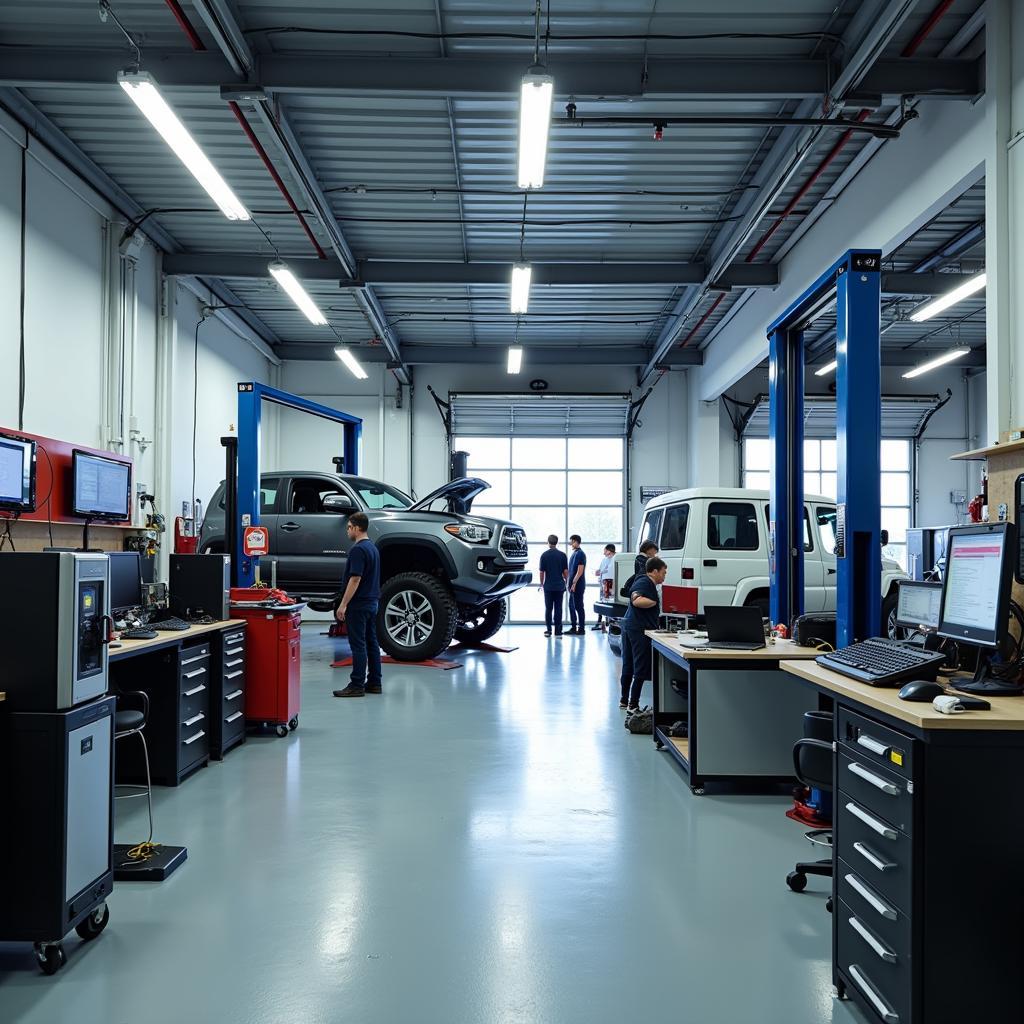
[
  {"x1": 510, "y1": 264, "x2": 532, "y2": 314},
  {"x1": 902, "y1": 347, "x2": 968, "y2": 379},
  {"x1": 518, "y1": 67, "x2": 554, "y2": 189},
  {"x1": 335, "y1": 346, "x2": 369, "y2": 380},
  {"x1": 507, "y1": 346, "x2": 523, "y2": 374},
  {"x1": 908, "y1": 271, "x2": 986, "y2": 323},
  {"x1": 814, "y1": 359, "x2": 838, "y2": 377},
  {"x1": 269, "y1": 262, "x2": 327, "y2": 325},
  {"x1": 118, "y1": 70, "x2": 249, "y2": 221}
]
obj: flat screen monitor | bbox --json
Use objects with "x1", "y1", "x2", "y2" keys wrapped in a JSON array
[
  {"x1": 108, "y1": 551, "x2": 143, "y2": 614},
  {"x1": 72, "y1": 449, "x2": 131, "y2": 521},
  {"x1": 0, "y1": 432, "x2": 37, "y2": 513},
  {"x1": 937, "y1": 522, "x2": 1017, "y2": 648},
  {"x1": 895, "y1": 580, "x2": 942, "y2": 632}
]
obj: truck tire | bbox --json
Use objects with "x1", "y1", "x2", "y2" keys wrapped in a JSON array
[
  {"x1": 454, "y1": 599, "x2": 507, "y2": 645},
  {"x1": 377, "y1": 572, "x2": 458, "y2": 662},
  {"x1": 882, "y1": 591, "x2": 899, "y2": 639}
]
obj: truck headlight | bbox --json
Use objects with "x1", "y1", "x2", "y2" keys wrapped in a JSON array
[{"x1": 444, "y1": 523, "x2": 492, "y2": 543}]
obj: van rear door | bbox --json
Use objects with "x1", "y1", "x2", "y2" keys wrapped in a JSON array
[{"x1": 701, "y1": 500, "x2": 764, "y2": 608}]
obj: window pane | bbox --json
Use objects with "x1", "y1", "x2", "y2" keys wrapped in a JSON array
[
  {"x1": 804, "y1": 510, "x2": 813, "y2": 552},
  {"x1": 881, "y1": 473, "x2": 909, "y2": 506},
  {"x1": 474, "y1": 471, "x2": 510, "y2": 505},
  {"x1": 639, "y1": 509, "x2": 663, "y2": 549},
  {"x1": 512, "y1": 471, "x2": 566, "y2": 505},
  {"x1": 804, "y1": 472, "x2": 820, "y2": 497},
  {"x1": 820, "y1": 439, "x2": 837, "y2": 471},
  {"x1": 660, "y1": 504, "x2": 689, "y2": 551},
  {"x1": 881, "y1": 439, "x2": 910, "y2": 471},
  {"x1": 745, "y1": 438, "x2": 771, "y2": 471},
  {"x1": 804, "y1": 440, "x2": 820, "y2": 471},
  {"x1": 512, "y1": 437, "x2": 566, "y2": 469},
  {"x1": 745, "y1": 471, "x2": 770, "y2": 491},
  {"x1": 260, "y1": 478, "x2": 280, "y2": 515},
  {"x1": 568, "y1": 507, "x2": 623, "y2": 543},
  {"x1": 568, "y1": 471, "x2": 622, "y2": 505},
  {"x1": 708, "y1": 502, "x2": 760, "y2": 551},
  {"x1": 456, "y1": 437, "x2": 509, "y2": 469},
  {"x1": 513, "y1": 508, "x2": 566, "y2": 543},
  {"x1": 882, "y1": 507, "x2": 910, "y2": 544},
  {"x1": 883, "y1": 542, "x2": 907, "y2": 572},
  {"x1": 509, "y1": 583, "x2": 554, "y2": 624},
  {"x1": 816, "y1": 506, "x2": 837, "y2": 555},
  {"x1": 568, "y1": 438, "x2": 623, "y2": 470},
  {"x1": 819, "y1": 472, "x2": 837, "y2": 500}
]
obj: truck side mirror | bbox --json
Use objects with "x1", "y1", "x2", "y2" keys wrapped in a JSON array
[
  {"x1": 323, "y1": 494, "x2": 356, "y2": 514},
  {"x1": 880, "y1": 529, "x2": 889, "y2": 546}
]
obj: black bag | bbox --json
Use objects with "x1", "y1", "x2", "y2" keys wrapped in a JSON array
[
  {"x1": 619, "y1": 572, "x2": 638, "y2": 599},
  {"x1": 624, "y1": 706, "x2": 653, "y2": 734}
]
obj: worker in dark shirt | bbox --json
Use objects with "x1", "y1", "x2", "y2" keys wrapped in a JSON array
[
  {"x1": 567, "y1": 534, "x2": 587, "y2": 634},
  {"x1": 538, "y1": 533, "x2": 569, "y2": 637},
  {"x1": 619, "y1": 557, "x2": 668, "y2": 712},
  {"x1": 333, "y1": 512, "x2": 383, "y2": 698},
  {"x1": 634, "y1": 540, "x2": 659, "y2": 577}
]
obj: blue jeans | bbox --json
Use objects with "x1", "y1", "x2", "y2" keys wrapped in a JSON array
[
  {"x1": 543, "y1": 589, "x2": 564, "y2": 633},
  {"x1": 568, "y1": 584, "x2": 586, "y2": 629},
  {"x1": 347, "y1": 603, "x2": 382, "y2": 690}
]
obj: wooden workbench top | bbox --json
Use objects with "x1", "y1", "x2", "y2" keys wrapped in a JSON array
[
  {"x1": 648, "y1": 634, "x2": 820, "y2": 661},
  {"x1": 781, "y1": 659, "x2": 1024, "y2": 731},
  {"x1": 109, "y1": 619, "x2": 246, "y2": 660}
]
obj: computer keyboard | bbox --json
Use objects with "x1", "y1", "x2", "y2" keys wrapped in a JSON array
[
  {"x1": 817, "y1": 638, "x2": 945, "y2": 686},
  {"x1": 120, "y1": 627, "x2": 159, "y2": 640},
  {"x1": 146, "y1": 617, "x2": 192, "y2": 632}
]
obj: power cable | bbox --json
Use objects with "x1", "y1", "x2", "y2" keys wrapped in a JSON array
[
  {"x1": 191, "y1": 313, "x2": 209, "y2": 526},
  {"x1": 18, "y1": 142, "x2": 26, "y2": 432}
]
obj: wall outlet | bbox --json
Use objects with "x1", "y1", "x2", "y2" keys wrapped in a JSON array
[{"x1": 950, "y1": 490, "x2": 967, "y2": 504}]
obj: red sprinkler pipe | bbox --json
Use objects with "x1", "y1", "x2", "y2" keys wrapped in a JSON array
[
  {"x1": 162, "y1": 0, "x2": 205, "y2": 51},
  {"x1": 901, "y1": 0, "x2": 955, "y2": 58},
  {"x1": 680, "y1": 293, "x2": 725, "y2": 348}
]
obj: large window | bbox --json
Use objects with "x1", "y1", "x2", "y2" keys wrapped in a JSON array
[
  {"x1": 742, "y1": 437, "x2": 912, "y2": 569},
  {"x1": 454, "y1": 436, "x2": 625, "y2": 622}
]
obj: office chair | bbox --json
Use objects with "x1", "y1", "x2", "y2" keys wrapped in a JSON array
[
  {"x1": 786, "y1": 710, "x2": 834, "y2": 912},
  {"x1": 114, "y1": 689, "x2": 153, "y2": 844}
]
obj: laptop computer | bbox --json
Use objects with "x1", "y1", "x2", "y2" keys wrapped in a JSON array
[{"x1": 703, "y1": 605, "x2": 766, "y2": 651}]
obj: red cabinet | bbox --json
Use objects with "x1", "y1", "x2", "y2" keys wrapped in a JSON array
[{"x1": 230, "y1": 605, "x2": 302, "y2": 735}]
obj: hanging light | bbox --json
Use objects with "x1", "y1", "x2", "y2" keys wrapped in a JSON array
[
  {"x1": 335, "y1": 346, "x2": 369, "y2": 380},
  {"x1": 902, "y1": 347, "x2": 968, "y2": 379},
  {"x1": 510, "y1": 264, "x2": 532, "y2": 314},
  {"x1": 518, "y1": 66, "x2": 554, "y2": 189},
  {"x1": 507, "y1": 346, "x2": 524, "y2": 374},
  {"x1": 814, "y1": 359, "x2": 838, "y2": 377},
  {"x1": 908, "y1": 272, "x2": 986, "y2": 322},
  {"x1": 269, "y1": 262, "x2": 327, "y2": 325}
]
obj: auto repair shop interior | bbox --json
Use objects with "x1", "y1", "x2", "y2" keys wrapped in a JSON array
[{"x1": 0, "y1": 2, "x2": 1022, "y2": 1023}]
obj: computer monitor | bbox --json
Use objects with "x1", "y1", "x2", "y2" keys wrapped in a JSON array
[
  {"x1": 896, "y1": 580, "x2": 942, "y2": 633},
  {"x1": 108, "y1": 551, "x2": 143, "y2": 615},
  {"x1": 72, "y1": 450, "x2": 131, "y2": 521},
  {"x1": 0, "y1": 432, "x2": 37, "y2": 513},
  {"x1": 937, "y1": 523, "x2": 1016, "y2": 648}
]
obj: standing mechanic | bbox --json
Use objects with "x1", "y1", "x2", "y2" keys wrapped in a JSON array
[
  {"x1": 567, "y1": 534, "x2": 587, "y2": 635},
  {"x1": 333, "y1": 512, "x2": 383, "y2": 698},
  {"x1": 619, "y1": 556, "x2": 668, "y2": 713}
]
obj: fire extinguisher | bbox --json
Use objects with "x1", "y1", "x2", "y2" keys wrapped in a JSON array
[{"x1": 174, "y1": 517, "x2": 198, "y2": 554}]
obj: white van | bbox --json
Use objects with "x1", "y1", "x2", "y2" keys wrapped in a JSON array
[{"x1": 610, "y1": 487, "x2": 906, "y2": 629}]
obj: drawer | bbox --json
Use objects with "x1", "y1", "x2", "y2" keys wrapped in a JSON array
[
  {"x1": 222, "y1": 628, "x2": 246, "y2": 649},
  {"x1": 222, "y1": 653, "x2": 246, "y2": 675},
  {"x1": 837, "y1": 706, "x2": 914, "y2": 781},
  {"x1": 837, "y1": 862, "x2": 911, "y2": 958},
  {"x1": 838, "y1": 904, "x2": 910, "y2": 1024},
  {"x1": 223, "y1": 686, "x2": 244, "y2": 709},
  {"x1": 180, "y1": 684, "x2": 208, "y2": 723},
  {"x1": 179, "y1": 722, "x2": 208, "y2": 764},
  {"x1": 838, "y1": 750, "x2": 913, "y2": 835},
  {"x1": 180, "y1": 709, "x2": 207, "y2": 734},
  {"x1": 836, "y1": 799, "x2": 912, "y2": 915},
  {"x1": 179, "y1": 662, "x2": 210, "y2": 696},
  {"x1": 180, "y1": 643, "x2": 211, "y2": 666},
  {"x1": 222, "y1": 707, "x2": 245, "y2": 739}
]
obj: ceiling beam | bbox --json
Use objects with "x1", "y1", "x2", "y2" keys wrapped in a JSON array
[
  {"x1": 275, "y1": 344, "x2": 704, "y2": 366},
  {"x1": 0, "y1": 48, "x2": 981, "y2": 101},
  {"x1": 880, "y1": 271, "x2": 984, "y2": 296}
]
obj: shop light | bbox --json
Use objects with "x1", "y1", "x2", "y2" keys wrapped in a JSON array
[
  {"x1": 510, "y1": 264, "x2": 532, "y2": 314},
  {"x1": 118, "y1": 70, "x2": 249, "y2": 221},
  {"x1": 901, "y1": 347, "x2": 968, "y2": 379},
  {"x1": 507, "y1": 346, "x2": 523, "y2": 374},
  {"x1": 908, "y1": 272, "x2": 986, "y2": 323},
  {"x1": 335, "y1": 346, "x2": 369, "y2": 380},
  {"x1": 269, "y1": 262, "x2": 327, "y2": 325},
  {"x1": 518, "y1": 67, "x2": 554, "y2": 189},
  {"x1": 814, "y1": 359, "x2": 838, "y2": 377}
]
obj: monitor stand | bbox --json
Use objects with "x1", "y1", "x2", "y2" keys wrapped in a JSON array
[
  {"x1": 953, "y1": 651, "x2": 1024, "y2": 697},
  {"x1": 79, "y1": 517, "x2": 96, "y2": 553}
]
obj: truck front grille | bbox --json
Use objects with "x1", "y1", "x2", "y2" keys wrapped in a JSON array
[{"x1": 500, "y1": 527, "x2": 528, "y2": 561}]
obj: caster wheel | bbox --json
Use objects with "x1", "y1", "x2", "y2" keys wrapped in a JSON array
[
  {"x1": 833, "y1": 982, "x2": 848, "y2": 1000},
  {"x1": 786, "y1": 871, "x2": 808, "y2": 893},
  {"x1": 826, "y1": 896, "x2": 834, "y2": 914},
  {"x1": 35, "y1": 943, "x2": 65, "y2": 975},
  {"x1": 288, "y1": 716, "x2": 298, "y2": 731},
  {"x1": 275, "y1": 724, "x2": 289, "y2": 738},
  {"x1": 75, "y1": 903, "x2": 109, "y2": 941},
  {"x1": 692, "y1": 787, "x2": 705, "y2": 796}
]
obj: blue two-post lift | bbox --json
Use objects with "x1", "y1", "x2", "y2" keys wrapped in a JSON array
[
  {"x1": 767, "y1": 249, "x2": 882, "y2": 649},
  {"x1": 232, "y1": 382, "x2": 362, "y2": 587}
]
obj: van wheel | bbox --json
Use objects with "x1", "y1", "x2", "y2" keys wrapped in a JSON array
[
  {"x1": 745, "y1": 596, "x2": 770, "y2": 618},
  {"x1": 882, "y1": 592, "x2": 899, "y2": 639}
]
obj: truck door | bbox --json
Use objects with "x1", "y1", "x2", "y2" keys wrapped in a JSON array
[{"x1": 276, "y1": 476, "x2": 354, "y2": 592}]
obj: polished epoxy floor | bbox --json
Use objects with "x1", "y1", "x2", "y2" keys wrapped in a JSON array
[{"x1": 0, "y1": 625, "x2": 865, "y2": 1024}]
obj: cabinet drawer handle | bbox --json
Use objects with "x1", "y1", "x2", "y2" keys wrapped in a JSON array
[
  {"x1": 848, "y1": 761, "x2": 900, "y2": 796},
  {"x1": 856, "y1": 733, "x2": 890, "y2": 757},
  {"x1": 849, "y1": 916, "x2": 898, "y2": 963},
  {"x1": 225, "y1": 670, "x2": 243, "y2": 680},
  {"x1": 845, "y1": 802, "x2": 898, "y2": 840},
  {"x1": 183, "y1": 730, "x2": 206, "y2": 745},
  {"x1": 848, "y1": 965, "x2": 900, "y2": 1023},
  {"x1": 182, "y1": 652, "x2": 208, "y2": 666},
  {"x1": 844, "y1": 873, "x2": 897, "y2": 920},
  {"x1": 183, "y1": 684, "x2": 207, "y2": 697},
  {"x1": 853, "y1": 841, "x2": 896, "y2": 872},
  {"x1": 183, "y1": 667, "x2": 207, "y2": 680},
  {"x1": 183, "y1": 713, "x2": 205, "y2": 728},
  {"x1": 225, "y1": 658, "x2": 244, "y2": 668},
  {"x1": 225, "y1": 689, "x2": 243, "y2": 701},
  {"x1": 225, "y1": 711, "x2": 243, "y2": 724}
]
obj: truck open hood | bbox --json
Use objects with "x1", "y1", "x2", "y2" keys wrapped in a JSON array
[{"x1": 409, "y1": 477, "x2": 491, "y2": 514}]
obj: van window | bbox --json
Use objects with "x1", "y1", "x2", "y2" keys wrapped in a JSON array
[
  {"x1": 660, "y1": 504, "x2": 689, "y2": 551},
  {"x1": 762, "y1": 504, "x2": 814, "y2": 552},
  {"x1": 708, "y1": 502, "x2": 759, "y2": 551},
  {"x1": 817, "y1": 506, "x2": 838, "y2": 555},
  {"x1": 638, "y1": 509, "x2": 663, "y2": 549}
]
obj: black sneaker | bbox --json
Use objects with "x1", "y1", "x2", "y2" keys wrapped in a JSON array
[
  {"x1": 333, "y1": 685, "x2": 365, "y2": 698},
  {"x1": 618, "y1": 699, "x2": 628, "y2": 710},
  {"x1": 555, "y1": 631, "x2": 564, "y2": 637},
  {"x1": 591, "y1": 624, "x2": 603, "y2": 631},
  {"x1": 544, "y1": 630, "x2": 552, "y2": 637},
  {"x1": 626, "y1": 704, "x2": 639, "y2": 714},
  {"x1": 365, "y1": 684, "x2": 382, "y2": 694}
]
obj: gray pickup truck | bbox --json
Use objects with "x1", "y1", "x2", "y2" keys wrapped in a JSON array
[{"x1": 199, "y1": 472, "x2": 531, "y2": 661}]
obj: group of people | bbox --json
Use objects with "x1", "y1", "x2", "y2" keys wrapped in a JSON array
[{"x1": 538, "y1": 536, "x2": 618, "y2": 636}]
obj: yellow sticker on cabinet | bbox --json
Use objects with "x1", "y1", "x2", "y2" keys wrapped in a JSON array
[{"x1": 890, "y1": 751, "x2": 904, "y2": 766}]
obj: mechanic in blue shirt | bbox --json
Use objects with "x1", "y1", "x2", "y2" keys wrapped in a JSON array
[
  {"x1": 334, "y1": 511, "x2": 383, "y2": 698},
  {"x1": 619, "y1": 557, "x2": 668, "y2": 712},
  {"x1": 567, "y1": 534, "x2": 588, "y2": 635},
  {"x1": 538, "y1": 534, "x2": 569, "y2": 637}
]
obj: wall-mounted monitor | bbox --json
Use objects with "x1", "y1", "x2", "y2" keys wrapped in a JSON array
[
  {"x1": 72, "y1": 450, "x2": 131, "y2": 522},
  {"x1": 0, "y1": 432, "x2": 37, "y2": 514}
]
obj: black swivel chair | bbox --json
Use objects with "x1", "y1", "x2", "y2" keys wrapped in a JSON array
[
  {"x1": 786, "y1": 710, "x2": 834, "y2": 912},
  {"x1": 114, "y1": 690, "x2": 153, "y2": 844}
]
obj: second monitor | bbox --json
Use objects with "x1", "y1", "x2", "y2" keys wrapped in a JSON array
[{"x1": 895, "y1": 580, "x2": 942, "y2": 633}]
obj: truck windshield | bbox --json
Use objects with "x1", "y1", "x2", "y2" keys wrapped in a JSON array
[{"x1": 349, "y1": 478, "x2": 412, "y2": 510}]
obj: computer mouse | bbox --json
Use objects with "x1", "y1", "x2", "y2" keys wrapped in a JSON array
[{"x1": 898, "y1": 680, "x2": 945, "y2": 702}]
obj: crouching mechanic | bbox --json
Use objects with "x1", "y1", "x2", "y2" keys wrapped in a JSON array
[
  {"x1": 619, "y1": 557, "x2": 668, "y2": 713},
  {"x1": 333, "y1": 512, "x2": 383, "y2": 698}
]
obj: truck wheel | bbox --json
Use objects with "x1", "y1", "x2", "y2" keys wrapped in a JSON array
[
  {"x1": 377, "y1": 573, "x2": 458, "y2": 662},
  {"x1": 453, "y1": 599, "x2": 507, "y2": 645},
  {"x1": 882, "y1": 591, "x2": 899, "y2": 639}
]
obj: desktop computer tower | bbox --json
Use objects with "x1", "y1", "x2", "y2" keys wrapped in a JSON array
[
  {"x1": 169, "y1": 553, "x2": 231, "y2": 620},
  {"x1": 0, "y1": 551, "x2": 109, "y2": 711},
  {"x1": 0, "y1": 696, "x2": 115, "y2": 942}
]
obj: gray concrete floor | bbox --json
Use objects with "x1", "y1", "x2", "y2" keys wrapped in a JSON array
[{"x1": 0, "y1": 625, "x2": 865, "y2": 1024}]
